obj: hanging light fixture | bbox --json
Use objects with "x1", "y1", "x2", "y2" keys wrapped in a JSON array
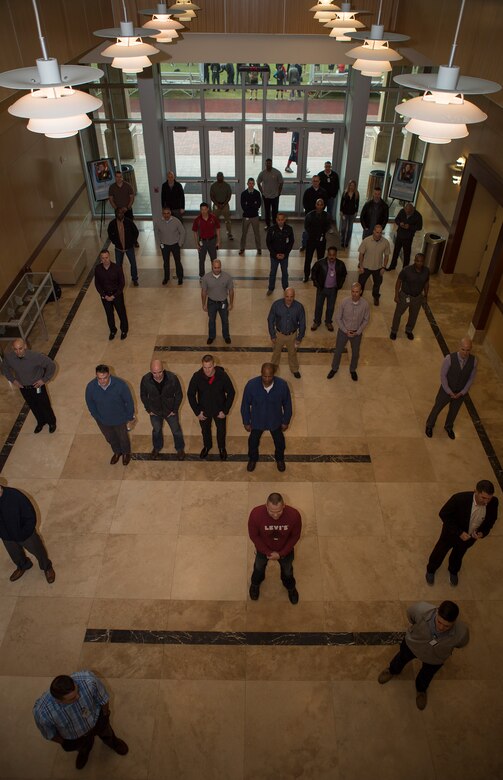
[
  {"x1": 140, "y1": 3, "x2": 185, "y2": 42},
  {"x1": 168, "y1": 1, "x2": 200, "y2": 23},
  {"x1": 94, "y1": 1, "x2": 161, "y2": 74},
  {"x1": 394, "y1": 0, "x2": 501, "y2": 144},
  {"x1": 324, "y1": 3, "x2": 369, "y2": 41},
  {"x1": 0, "y1": 0, "x2": 103, "y2": 138},
  {"x1": 346, "y1": 0, "x2": 408, "y2": 77},
  {"x1": 309, "y1": 2, "x2": 340, "y2": 24}
]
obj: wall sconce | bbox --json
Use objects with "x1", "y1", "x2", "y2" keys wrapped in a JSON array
[{"x1": 450, "y1": 155, "x2": 466, "y2": 185}]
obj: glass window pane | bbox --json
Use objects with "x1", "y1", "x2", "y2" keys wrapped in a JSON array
[
  {"x1": 204, "y1": 88, "x2": 242, "y2": 121},
  {"x1": 271, "y1": 130, "x2": 292, "y2": 175},
  {"x1": 160, "y1": 64, "x2": 202, "y2": 83},
  {"x1": 307, "y1": 89, "x2": 346, "y2": 122},
  {"x1": 207, "y1": 130, "x2": 235, "y2": 178},
  {"x1": 265, "y1": 89, "x2": 292, "y2": 121},
  {"x1": 244, "y1": 125, "x2": 263, "y2": 184},
  {"x1": 163, "y1": 88, "x2": 202, "y2": 120},
  {"x1": 173, "y1": 130, "x2": 201, "y2": 178},
  {"x1": 306, "y1": 131, "x2": 336, "y2": 177}
]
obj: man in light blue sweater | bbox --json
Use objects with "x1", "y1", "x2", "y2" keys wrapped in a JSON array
[{"x1": 85, "y1": 364, "x2": 135, "y2": 466}]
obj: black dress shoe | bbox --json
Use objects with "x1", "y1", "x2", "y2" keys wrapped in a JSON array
[
  {"x1": 178, "y1": 279, "x2": 183, "y2": 285},
  {"x1": 247, "y1": 460, "x2": 256, "y2": 472},
  {"x1": 406, "y1": 332, "x2": 414, "y2": 340},
  {"x1": 133, "y1": 280, "x2": 139, "y2": 287},
  {"x1": 293, "y1": 371, "x2": 301, "y2": 379},
  {"x1": 445, "y1": 428, "x2": 456, "y2": 440},
  {"x1": 151, "y1": 448, "x2": 160, "y2": 458},
  {"x1": 110, "y1": 453, "x2": 121, "y2": 464},
  {"x1": 288, "y1": 587, "x2": 299, "y2": 605},
  {"x1": 373, "y1": 297, "x2": 380, "y2": 306},
  {"x1": 109, "y1": 737, "x2": 129, "y2": 755},
  {"x1": 49, "y1": 424, "x2": 56, "y2": 433},
  {"x1": 219, "y1": 448, "x2": 228, "y2": 460},
  {"x1": 177, "y1": 449, "x2": 186, "y2": 460},
  {"x1": 162, "y1": 278, "x2": 169, "y2": 286},
  {"x1": 76, "y1": 750, "x2": 90, "y2": 770},
  {"x1": 225, "y1": 337, "x2": 232, "y2": 344},
  {"x1": 249, "y1": 583, "x2": 260, "y2": 600},
  {"x1": 122, "y1": 453, "x2": 131, "y2": 466},
  {"x1": 207, "y1": 337, "x2": 214, "y2": 345},
  {"x1": 390, "y1": 332, "x2": 397, "y2": 340},
  {"x1": 425, "y1": 426, "x2": 433, "y2": 438},
  {"x1": 34, "y1": 424, "x2": 44, "y2": 433},
  {"x1": 109, "y1": 330, "x2": 117, "y2": 341},
  {"x1": 9, "y1": 562, "x2": 32, "y2": 581},
  {"x1": 200, "y1": 447, "x2": 210, "y2": 459},
  {"x1": 350, "y1": 371, "x2": 358, "y2": 381},
  {"x1": 277, "y1": 460, "x2": 286, "y2": 472},
  {"x1": 327, "y1": 369, "x2": 337, "y2": 379},
  {"x1": 120, "y1": 332, "x2": 128, "y2": 340}
]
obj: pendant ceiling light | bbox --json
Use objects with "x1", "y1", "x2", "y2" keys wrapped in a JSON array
[
  {"x1": 94, "y1": 1, "x2": 161, "y2": 74},
  {"x1": 324, "y1": 3, "x2": 369, "y2": 41},
  {"x1": 394, "y1": 0, "x2": 501, "y2": 144},
  {"x1": 168, "y1": 1, "x2": 200, "y2": 23},
  {"x1": 347, "y1": 0, "x2": 408, "y2": 77},
  {"x1": 309, "y1": 2, "x2": 340, "y2": 23},
  {"x1": 140, "y1": 3, "x2": 185, "y2": 42},
  {"x1": 0, "y1": 0, "x2": 103, "y2": 138}
]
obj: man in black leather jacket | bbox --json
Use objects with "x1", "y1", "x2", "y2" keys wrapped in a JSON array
[
  {"x1": 140, "y1": 359, "x2": 185, "y2": 459},
  {"x1": 310, "y1": 246, "x2": 347, "y2": 331}
]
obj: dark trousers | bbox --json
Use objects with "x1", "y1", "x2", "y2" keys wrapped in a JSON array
[
  {"x1": 161, "y1": 244, "x2": 183, "y2": 281},
  {"x1": 3, "y1": 530, "x2": 52, "y2": 571},
  {"x1": 61, "y1": 710, "x2": 118, "y2": 757},
  {"x1": 101, "y1": 294, "x2": 129, "y2": 335},
  {"x1": 427, "y1": 524, "x2": 476, "y2": 575},
  {"x1": 268, "y1": 255, "x2": 289, "y2": 291},
  {"x1": 198, "y1": 237, "x2": 217, "y2": 277},
  {"x1": 251, "y1": 549, "x2": 296, "y2": 589},
  {"x1": 390, "y1": 291, "x2": 424, "y2": 335},
  {"x1": 314, "y1": 287, "x2": 338, "y2": 325},
  {"x1": 114, "y1": 246, "x2": 138, "y2": 282},
  {"x1": 97, "y1": 421, "x2": 131, "y2": 455},
  {"x1": 263, "y1": 196, "x2": 280, "y2": 227},
  {"x1": 332, "y1": 329, "x2": 362, "y2": 372},
  {"x1": 150, "y1": 413, "x2": 185, "y2": 452},
  {"x1": 248, "y1": 427, "x2": 285, "y2": 462},
  {"x1": 426, "y1": 387, "x2": 465, "y2": 430},
  {"x1": 390, "y1": 235, "x2": 413, "y2": 269},
  {"x1": 389, "y1": 639, "x2": 443, "y2": 693},
  {"x1": 207, "y1": 299, "x2": 230, "y2": 339},
  {"x1": 200, "y1": 415, "x2": 227, "y2": 449},
  {"x1": 358, "y1": 267, "x2": 383, "y2": 299},
  {"x1": 20, "y1": 385, "x2": 56, "y2": 427},
  {"x1": 339, "y1": 214, "x2": 355, "y2": 247},
  {"x1": 304, "y1": 238, "x2": 326, "y2": 280}
]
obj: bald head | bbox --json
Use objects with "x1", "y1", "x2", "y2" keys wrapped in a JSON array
[
  {"x1": 12, "y1": 339, "x2": 27, "y2": 357},
  {"x1": 284, "y1": 288, "x2": 295, "y2": 307},
  {"x1": 459, "y1": 337, "x2": 473, "y2": 360},
  {"x1": 150, "y1": 360, "x2": 165, "y2": 382}
]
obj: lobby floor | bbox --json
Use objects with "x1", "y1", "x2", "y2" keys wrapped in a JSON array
[{"x1": 0, "y1": 218, "x2": 502, "y2": 780}]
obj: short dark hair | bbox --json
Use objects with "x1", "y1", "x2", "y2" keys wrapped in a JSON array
[
  {"x1": 200, "y1": 201, "x2": 209, "y2": 208},
  {"x1": 50, "y1": 675, "x2": 76, "y2": 700},
  {"x1": 95, "y1": 364, "x2": 109, "y2": 374},
  {"x1": 202, "y1": 354, "x2": 214, "y2": 363},
  {"x1": 476, "y1": 480, "x2": 495, "y2": 495},
  {"x1": 438, "y1": 601, "x2": 459, "y2": 622},
  {"x1": 99, "y1": 248, "x2": 109, "y2": 256},
  {"x1": 247, "y1": 177, "x2": 255, "y2": 183},
  {"x1": 415, "y1": 252, "x2": 425, "y2": 260},
  {"x1": 266, "y1": 157, "x2": 272, "y2": 162},
  {"x1": 267, "y1": 492, "x2": 284, "y2": 505},
  {"x1": 373, "y1": 186, "x2": 382, "y2": 193},
  {"x1": 327, "y1": 246, "x2": 338, "y2": 254}
]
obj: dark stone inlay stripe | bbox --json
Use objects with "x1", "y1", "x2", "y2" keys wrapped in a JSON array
[
  {"x1": 132, "y1": 453, "x2": 371, "y2": 463},
  {"x1": 85, "y1": 628, "x2": 404, "y2": 646},
  {"x1": 423, "y1": 301, "x2": 503, "y2": 490},
  {"x1": 155, "y1": 345, "x2": 336, "y2": 353}
]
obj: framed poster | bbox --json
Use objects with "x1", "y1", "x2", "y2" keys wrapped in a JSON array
[
  {"x1": 389, "y1": 159, "x2": 423, "y2": 202},
  {"x1": 87, "y1": 158, "x2": 115, "y2": 202}
]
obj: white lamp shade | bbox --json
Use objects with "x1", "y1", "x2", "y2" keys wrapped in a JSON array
[
  {"x1": 309, "y1": 1, "x2": 340, "y2": 9},
  {"x1": 398, "y1": 93, "x2": 487, "y2": 124},
  {"x1": 111, "y1": 56, "x2": 154, "y2": 73},
  {"x1": 404, "y1": 118, "x2": 469, "y2": 143},
  {"x1": 102, "y1": 39, "x2": 159, "y2": 57},
  {"x1": 8, "y1": 87, "x2": 101, "y2": 119},
  {"x1": 347, "y1": 41, "x2": 402, "y2": 62},
  {"x1": 169, "y1": 1, "x2": 200, "y2": 9},
  {"x1": 143, "y1": 17, "x2": 181, "y2": 41},
  {"x1": 177, "y1": 11, "x2": 195, "y2": 20},
  {"x1": 27, "y1": 114, "x2": 92, "y2": 136},
  {"x1": 315, "y1": 11, "x2": 337, "y2": 20},
  {"x1": 353, "y1": 58, "x2": 392, "y2": 76}
]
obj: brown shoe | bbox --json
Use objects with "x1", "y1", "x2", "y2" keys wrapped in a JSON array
[
  {"x1": 110, "y1": 453, "x2": 121, "y2": 465},
  {"x1": 177, "y1": 449, "x2": 186, "y2": 461},
  {"x1": 122, "y1": 453, "x2": 131, "y2": 466},
  {"x1": 326, "y1": 323, "x2": 334, "y2": 332},
  {"x1": 45, "y1": 567, "x2": 56, "y2": 584},
  {"x1": 9, "y1": 564, "x2": 32, "y2": 582}
]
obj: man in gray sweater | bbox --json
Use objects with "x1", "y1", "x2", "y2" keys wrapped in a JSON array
[
  {"x1": 378, "y1": 601, "x2": 469, "y2": 710},
  {"x1": 154, "y1": 207, "x2": 185, "y2": 286},
  {"x1": 2, "y1": 339, "x2": 57, "y2": 433}
]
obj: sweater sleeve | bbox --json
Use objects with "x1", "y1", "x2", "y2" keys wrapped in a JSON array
[
  {"x1": 282, "y1": 383, "x2": 293, "y2": 425},
  {"x1": 248, "y1": 509, "x2": 272, "y2": 556},
  {"x1": 85, "y1": 383, "x2": 99, "y2": 420},
  {"x1": 40, "y1": 354, "x2": 56, "y2": 382},
  {"x1": 240, "y1": 382, "x2": 252, "y2": 426},
  {"x1": 120, "y1": 381, "x2": 135, "y2": 420},
  {"x1": 173, "y1": 375, "x2": 183, "y2": 412},
  {"x1": 187, "y1": 373, "x2": 201, "y2": 415},
  {"x1": 222, "y1": 372, "x2": 236, "y2": 414},
  {"x1": 278, "y1": 509, "x2": 302, "y2": 557}
]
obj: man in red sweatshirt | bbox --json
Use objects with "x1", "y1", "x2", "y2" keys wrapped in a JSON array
[{"x1": 248, "y1": 492, "x2": 302, "y2": 604}]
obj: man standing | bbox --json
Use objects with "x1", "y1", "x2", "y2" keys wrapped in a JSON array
[
  {"x1": 425, "y1": 480, "x2": 498, "y2": 587},
  {"x1": 358, "y1": 224, "x2": 390, "y2": 306},
  {"x1": 241, "y1": 363, "x2": 292, "y2": 472},
  {"x1": 108, "y1": 169, "x2": 135, "y2": 228},
  {"x1": 301, "y1": 176, "x2": 328, "y2": 253},
  {"x1": 201, "y1": 259, "x2": 234, "y2": 345},
  {"x1": 210, "y1": 171, "x2": 234, "y2": 240},
  {"x1": 192, "y1": 202, "x2": 220, "y2": 280},
  {"x1": 187, "y1": 354, "x2": 236, "y2": 460},
  {"x1": 154, "y1": 206, "x2": 185, "y2": 285},
  {"x1": 257, "y1": 159, "x2": 284, "y2": 229},
  {"x1": 248, "y1": 492, "x2": 302, "y2": 604},
  {"x1": 360, "y1": 186, "x2": 389, "y2": 239},
  {"x1": 85, "y1": 365, "x2": 135, "y2": 466},
  {"x1": 303, "y1": 198, "x2": 331, "y2": 282},
  {"x1": 327, "y1": 282, "x2": 370, "y2": 382},
  {"x1": 318, "y1": 161, "x2": 340, "y2": 221},
  {"x1": 161, "y1": 170, "x2": 185, "y2": 219},
  {"x1": 2, "y1": 339, "x2": 56, "y2": 433},
  {"x1": 0, "y1": 483, "x2": 55, "y2": 583},
  {"x1": 239, "y1": 177, "x2": 262, "y2": 255},
  {"x1": 107, "y1": 208, "x2": 140, "y2": 287},
  {"x1": 310, "y1": 246, "x2": 347, "y2": 332},
  {"x1": 388, "y1": 202, "x2": 423, "y2": 270},
  {"x1": 140, "y1": 359, "x2": 185, "y2": 460},
  {"x1": 94, "y1": 249, "x2": 129, "y2": 340},
  {"x1": 425, "y1": 337, "x2": 477, "y2": 440},
  {"x1": 268, "y1": 288, "x2": 306, "y2": 379},
  {"x1": 33, "y1": 671, "x2": 128, "y2": 771},
  {"x1": 266, "y1": 213, "x2": 294, "y2": 294},
  {"x1": 389, "y1": 252, "x2": 429, "y2": 341},
  {"x1": 378, "y1": 601, "x2": 469, "y2": 710}
]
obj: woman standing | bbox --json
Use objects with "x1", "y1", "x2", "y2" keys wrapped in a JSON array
[{"x1": 339, "y1": 180, "x2": 359, "y2": 249}]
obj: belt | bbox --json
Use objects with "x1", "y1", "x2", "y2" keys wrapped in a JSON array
[
  {"x1": 208, "y1": 298, "x2": 227, "y2": 304},
  {"x1": 277, "y1": 330, "x2": 297, "y2": 336}
]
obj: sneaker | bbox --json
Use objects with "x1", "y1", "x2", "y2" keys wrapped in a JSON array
[
  {"x1": 390, "y1": 332, "x2": 397, "y2": 340},
  {"x1": 416, "y1": 692, "x2": 427, "y2": 710},
  {"x1": 285, "y1": 167, "x2": 293, "y2": 173},
  {"x1": 288, "y1": 587, "x2": 299, "y2": 604},
  {"x1": 378, "y1": 669, "x2": 393, "y2": 684},
  {"x1": 449, "y1": 572, "x2": 459, "y2": 587},
  {"x1": 249, "y1": 583, "x2": 260, "y2": 600},
  {"x1": 425, "y1": 571, "x2": 435, "y2": 586},
  {"x1": 327, "y1": 369, "x2": 337, "y2": 379}
]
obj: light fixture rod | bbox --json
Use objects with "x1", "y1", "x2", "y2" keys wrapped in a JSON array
[
  {"x1": 31, "y1": 0, "x2": 49, "y2": 60},
  {"x1": 376, "y1": 0, "x2": 383, "y2": 26},
  {"x1": 448, "y1": 0, "x2": 466, "y2": 68},
  {"x1": 121, "y1": 0, "x2": 129, "y2": 22}
]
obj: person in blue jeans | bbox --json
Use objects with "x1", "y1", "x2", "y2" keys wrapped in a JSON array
[
  {"x1": 266, "y1": 213, "x2": 294, "y2": 295},
  {"x1": 140, "y1": 359, "x2": 185, "y2": 460},
  {"x1": 107, "y1": 208, "x2": 139, "y2": 286}
]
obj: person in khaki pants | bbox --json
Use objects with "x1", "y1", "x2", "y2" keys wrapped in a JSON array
[{"x1": 267, "y1": 288, "x2": 306, "y2": 379}]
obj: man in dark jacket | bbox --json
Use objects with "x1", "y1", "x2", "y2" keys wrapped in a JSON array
[
  {"x1": 107, "y1": 208, "x2": 140, "y2": 286},
  {"x1": 360, "y1": 187, "x2": 389, "y2": 239},
  {"x1": 241, "y1": 363, "x2": 292, "y2": 472},
  {"x1": 317, "y1": 161, "x2": 340, "y2": 220},
  {"x1": 187, "y1": 355, "x2": 236, "y2": 460},
  {"x1": 426, "y1": 480, "x2": 498, "y2": 586},
  {"x1": 266, "y1": 213, "x2": 294, "y2": 294},
  {"x1": 161, "y1": 171, "x2": 185, "y2": 219},
  {"x1": 310, "y1": 246, "x2": 347, "y2": 331},
  {"x1": 140, "y1": 359, "x2": 185, "y2": 459},
  {"x1": 425, "y1": 337, "x2": 477, "y2": 439},
  {"x1": 0, "y1": 484, "x2": 55, "y2": 583},
  {"x1": 303, "y1": 199, "x2": 332, "y2": 282},
  {"x1": 388, "y1": 202, "x2": 423, "y2": 270},
  {"x1": 239, "y1": 178, "x2": 262, "y2": 255},
  {"x1": 94, "y1": 249, "x2": 129, "y2": 341},
  {"x1": 86, "y1": 365, "x2": 135, "y2": 465},
  {"x1": 301, "y1": 176, "x2": 328, "y2": 251}
]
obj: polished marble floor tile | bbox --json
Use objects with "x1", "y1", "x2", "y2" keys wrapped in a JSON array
[{"x1": 95, "y1": 534, "x2": 177, "y2": 600}]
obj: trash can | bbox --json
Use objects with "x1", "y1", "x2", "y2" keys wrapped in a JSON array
[
  {"x1": 422, "y1": 233, "x2": 446, "y2": 274},
  {"x1": 120, "y1": 163, "x2": 137, "y2": 195},
  {"x1": 367, "y1": 169, "x2": 385, "y2": 199}
]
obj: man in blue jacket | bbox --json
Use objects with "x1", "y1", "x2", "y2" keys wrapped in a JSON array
[
  {"x1": 241, "y1": 363, "x2": 292, "y2": 472},
  {"x1": 85, "y1": 364, "x2": 135, "y2": 466},
  {"x1": 0, "y1": 484, "x2": 55, "y2": 583}
]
